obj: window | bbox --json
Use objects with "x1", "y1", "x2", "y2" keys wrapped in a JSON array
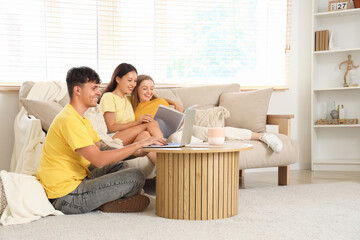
[{"x1": 0, "y1": 0, "x2": 291, "y2": 87}]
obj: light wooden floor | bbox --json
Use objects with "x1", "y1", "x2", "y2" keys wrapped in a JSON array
[
  {"x1": 239, "y1": 169, "x2": 360, "y2": 189},
  {"x1": 144, "y1": 170, "x2": 360, "y2": 195}
]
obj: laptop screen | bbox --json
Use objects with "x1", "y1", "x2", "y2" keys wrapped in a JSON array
[
  {"x1": 180, "y1": 105, "x2": 197, "y2": 146},
  {"x1": 154, "y1": 105, "x2": 184, "y2": 138}
]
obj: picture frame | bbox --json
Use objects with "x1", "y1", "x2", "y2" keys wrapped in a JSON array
[{"x1": 328, "y1": 0, "x2": 350, "y2": 11}]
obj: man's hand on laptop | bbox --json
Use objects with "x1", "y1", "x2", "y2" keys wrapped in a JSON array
[
  {"x1": 133, "y1": 137, "x2": 168, "y2": 157},
  {"x1": 133, "y1": 137, "x2": 167, "y2": 157},
  {"x1": 141, "y1": 137, "x2": 167, "y2": 147}
]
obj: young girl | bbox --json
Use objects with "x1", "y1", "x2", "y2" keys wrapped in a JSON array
[
  {"x1": 131, "y1": 74, "x2": 183, "y2": 119},
  {"x1": 100, "y1": 63, "x2": 164, "y2": 163},
  {"x1": 131, "y1": 74, "x2": 283, "y2": 153}
]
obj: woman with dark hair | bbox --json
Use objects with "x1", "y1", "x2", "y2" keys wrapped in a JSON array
[{"x1": 100, "y1": 63, "x2": 163, "y2": 164}]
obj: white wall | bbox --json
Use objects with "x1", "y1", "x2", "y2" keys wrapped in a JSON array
[
  {"x1": 0, "y1": 91, "x2": 19, "y2": 171},
  {"x1": 0, "y1": 1, "x2": 312, "y2": 171},
  {"x1": 268, "y1": 0, "x2": 312, "y2": 170}
]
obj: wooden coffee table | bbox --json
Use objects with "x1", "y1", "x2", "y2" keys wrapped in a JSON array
[{"x1": 144, "y1": 143, "x2": 253, "y2": 220}]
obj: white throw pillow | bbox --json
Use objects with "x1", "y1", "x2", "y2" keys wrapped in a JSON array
[
  {"x1": 0, "y1": 176, "x2": 7, "y2": 217},
  {"x1": 194, "y1": 106, "x2": 230, "y2": 128},
  {"x1": 84, "y1": 105, "x2": 123, "y2": 148},
  {"x1": 0, "y1": 171, "x2": 63, "y2": 226}
]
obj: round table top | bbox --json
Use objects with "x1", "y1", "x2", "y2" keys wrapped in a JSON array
[{"x1": 143, "y1": 142, "x2": 253, "y2": 153}]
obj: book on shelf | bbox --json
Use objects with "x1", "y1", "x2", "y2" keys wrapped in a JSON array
[
  {"x1": 320, "y1": 30, "x2": 324, "y2": 50},
  {"x1": 315, "y1": 30, "x2": 329, "y2": 51},
  {"x1": 315, "y1": 31, "x2": 320, "y2": 51},
  {"x1": 324, "y1": 30, "x2": 329, "y2": 50}
]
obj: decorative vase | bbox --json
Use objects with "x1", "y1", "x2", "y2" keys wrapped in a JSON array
[
  {"x1": 354, "y1": 0, "x2": 360, "y2": 8},
  {"x1": 330, "y1": 110, "x2": 339, "y2": 120},
  {"x1": 327, "y1": 100, "x2": 335, "y2": 120}
]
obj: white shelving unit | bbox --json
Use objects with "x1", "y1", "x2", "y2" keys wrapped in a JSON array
[{"x1": 311, "y1": 0, "x2": 360, "y2": 171}]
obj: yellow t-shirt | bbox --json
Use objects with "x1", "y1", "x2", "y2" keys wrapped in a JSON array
[
  {"x1": 100, "y1": 92, "x2": 135, "y2": 124},
  {"x1": 37, "y1": 104, "x2": 101, "y2": 199},
  {"x1": 134, "y1": 98, "x2": 170, "y2": 120}
]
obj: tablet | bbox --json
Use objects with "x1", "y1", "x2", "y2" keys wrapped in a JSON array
[{"x1": 154, "y1": 104, "x2": 184, "y2": 138}]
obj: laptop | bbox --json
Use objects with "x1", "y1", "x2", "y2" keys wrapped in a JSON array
[
  {"x1": 145, "y1": 105, "x2": 197, "y2": 148},
  {"x1": 154, "y1": 104, "x2": 184, "y2": 138}
]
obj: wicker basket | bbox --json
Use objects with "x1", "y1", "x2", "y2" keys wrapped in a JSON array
[{"x1": 315, "y1": 118, "x2": 359, "y2": 125}]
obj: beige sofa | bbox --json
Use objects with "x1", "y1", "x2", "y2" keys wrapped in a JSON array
[
  {"x1": 155, "y1": 83, "x2": 299, "y2": 185},
  {"x1": 15, "y1": 81, "x2": 298, "y2": 186}
]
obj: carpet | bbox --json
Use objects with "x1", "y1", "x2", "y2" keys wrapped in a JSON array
[{"x1": 1, "y1": 182, "x2": 359, "y2": 240}]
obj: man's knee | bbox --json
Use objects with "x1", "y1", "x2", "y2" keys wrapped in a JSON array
[
  {"x1": 128, "y1": 168, "x2": 146, "y2": 186},
  {"x1": 126, "y1": 168, "x2": 146, "y2": 195}
]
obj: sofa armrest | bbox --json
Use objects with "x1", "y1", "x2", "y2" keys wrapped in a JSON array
[{"x1": 266, "y1": 114, "x2": 294, "y2": 137}]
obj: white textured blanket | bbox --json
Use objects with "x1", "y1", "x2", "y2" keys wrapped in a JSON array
[
  {"x1": 0, "y1": 171, "x2": 63, "y2": 226},
  {"x1": 85, "y1": 105, "x2": 123, "y2": 148},
  {"x1": 11, "y1": 81, "x2": 68, "y2": 174}
]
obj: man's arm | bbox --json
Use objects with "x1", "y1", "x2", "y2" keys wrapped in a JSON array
[
  {"x1": 95, "y1": 140, "x2": 136, "y2": 160},
  {"x1": 95, "y1": 140, "x2": 116, "y2": 151},
  {"x1": 76, "y1": 137, "x2": 167, "y2": 168}
]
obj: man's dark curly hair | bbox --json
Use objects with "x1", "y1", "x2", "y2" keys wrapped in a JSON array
[{"x1": 66, "y1": 66, "x2": 101, "y2": 98}]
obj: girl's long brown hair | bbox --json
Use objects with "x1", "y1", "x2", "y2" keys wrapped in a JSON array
[{"x1": 131, "y1": 74, "x2": 157, "y2": 110}]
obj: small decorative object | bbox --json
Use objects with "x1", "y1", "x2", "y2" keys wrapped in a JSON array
[
  {"x1": 328, "y1": 0, "x2": 350, "y2": 11},
  {"x1": 354, "y1": 0, "x2": 360, "y2": 8},
  {"x1": 207, "y1": 128, "x2": 225, "y2": 145},
  {"x1": 330, "y1": 109, "x2": 339, "y2": 119},
  {"x1": 338, "y1": 105, "x2": 345, "y2": 119},
  {"x1": 326, "y1": 100, "x2": 335, "y2": 120},
  {"x1": 328, "y1": 32, "x2": 339, "y2": 51},
  {"x1": 315, "y1": 118, "x2": 358, "y2": 125},
  {"x1": 339, "y1": 54, "x2": 359, "y2": 87}
]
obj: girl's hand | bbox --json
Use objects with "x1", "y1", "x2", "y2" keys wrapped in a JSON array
[
  {"x1": 138, "y1": 114, "x2": 154, "y2": 123},
  {"x1": 165, "y1": 98, "x2": 184, "y2": 113},
  {"x1": 172, "y1": 102, "x2": 184, "y2": 113}
]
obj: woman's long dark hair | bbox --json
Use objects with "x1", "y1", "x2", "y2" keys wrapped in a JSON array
[
  {"x1": 131, "y1": 74, "x2": 157, "y2": 110},
  {"x1": 103, "y1": 63, "x2": 137, "y2": 94}
]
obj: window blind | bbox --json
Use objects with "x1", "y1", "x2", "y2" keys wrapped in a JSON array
[{"x1": 0, "y1": 0, "x2": 291, "y2": 87}]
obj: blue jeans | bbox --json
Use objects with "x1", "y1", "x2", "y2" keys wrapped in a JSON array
[{"x1": 51, "y1": 162, "x2": 145, "y2": 214}]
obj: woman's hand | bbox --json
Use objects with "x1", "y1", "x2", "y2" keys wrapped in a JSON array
[
  {"x1": 137, "y1": 113, "x2": 154, "y2": 124},
  {"x1": 172, "y1": 102, "x2": 184, "y2": 113}
]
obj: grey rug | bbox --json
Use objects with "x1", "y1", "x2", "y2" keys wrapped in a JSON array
[{"x1": 1, "y1": 182, "x2": 359, "y2": 240}]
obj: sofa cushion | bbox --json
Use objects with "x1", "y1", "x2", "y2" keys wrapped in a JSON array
[
  {"x1": 233, "y1": 134, "x2": 299, "y2": 169},
  {"x1": 84, "y1": 105, "x2": 124, "y2": 149},
  {"x1": 156, "y1": 83, "x2": 240, "y2": 110},
  {"x1": 20, "y1": 99, "x2": 64, "y2": 132},
  {"x1": 58, "y1": 93, "x2": 70, "y2": 107},
  {"x1": 18, "y1": 81, "x2": 35, "y2": 109},
  {"x1": 220, "y1": 88, "x2": 273, "y2": 133},
  {"x1": 19, "y1": 81, "x2": 35, "y2": 100},
  {"x1": 154, "y1": 89, "x2": 183, "y2": 109},
  {"x1": 194, "y1": 106, "x2": 230, "y2": 128}
]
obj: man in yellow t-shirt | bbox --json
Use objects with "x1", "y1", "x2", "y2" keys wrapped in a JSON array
[{"x1": 37, "y1": 67, "x2": 166, "y2": 214}]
